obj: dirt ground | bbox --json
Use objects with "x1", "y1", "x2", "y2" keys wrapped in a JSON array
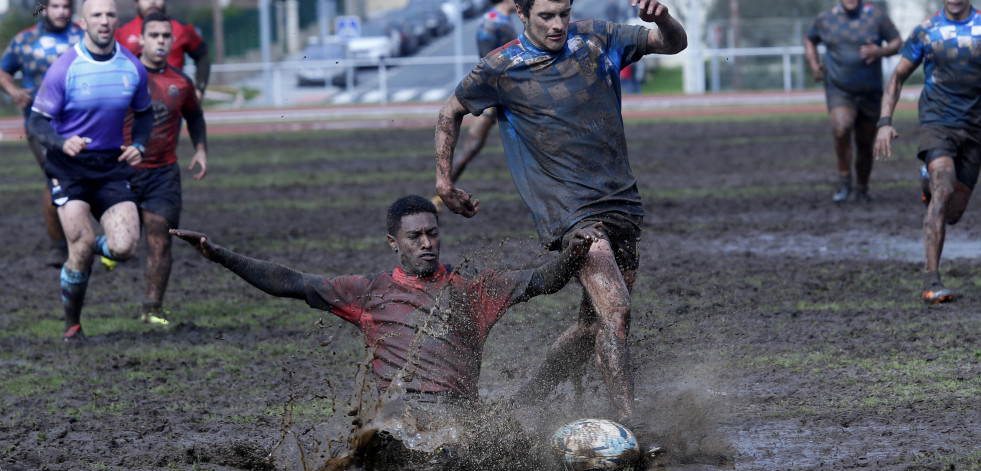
[{"x1": 3, "y1": 113, "x2": 981, "y2": 470}]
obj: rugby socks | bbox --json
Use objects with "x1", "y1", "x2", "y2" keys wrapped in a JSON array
[
  {"x1": 60, "y1": 266, "x2": 90, "y2": 328},
  {"x1": 94, "y1": 235, "x2": 118, "y2": 261}
]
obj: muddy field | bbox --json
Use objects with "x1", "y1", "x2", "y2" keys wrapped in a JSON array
[{"x1": 2, "y1": 112, "x2": 981, "y2": 470}]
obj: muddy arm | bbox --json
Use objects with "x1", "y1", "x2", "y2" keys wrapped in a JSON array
[
  {"x1": 170, "y1": 229, "x2": 312, "y2": 300},
  {"x1": 515, "y1": 224, "x2": 602, "y2": 303}
]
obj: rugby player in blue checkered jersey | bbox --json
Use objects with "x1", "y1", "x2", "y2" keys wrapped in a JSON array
[
  {"x1": 435, "y1": 0, "x2": 686, "y2": 437},
  {"x1": 27, "y1": 0, "x2": 154, "y2": 342},
  {"x1": 804, "y1": 0, "x2": 901, "y2": 203},
  {"x1": 874, "y1": 0, "x2": 981, "y2": 304},
  {"x1": 0, "y1": 0, "x2": 84, "y2": 267}
]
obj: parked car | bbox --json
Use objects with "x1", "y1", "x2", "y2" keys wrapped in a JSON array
[
  {"x1": 296, "y1": 38, "x2": 352, "y2": 88},
  {"x1": 384, "y1": 16, "x2": 422, "y2": 57},
  {"x1": 347, "y1": 22, "x2": 399, "y2": 62},
  {"x1": 406, "y1": 0, "x2": 452, "y2": 38}
]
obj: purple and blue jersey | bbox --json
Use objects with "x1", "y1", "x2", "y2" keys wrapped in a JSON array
[
  {"x1": 901, "y1": 8, "x2": 981, "y2": 131},
  {"x1": 455, "y1": 19, "x2": 649, "y2": 248},
  {"x1": 32, "y1": 42, "x2": 151, "y2": 152},
  {"x1": 476, "y1": 7, "x2": 518, "y2": 58},
  {"x1": 806, "y1": 3, "x2": 899, "y2": 96}
]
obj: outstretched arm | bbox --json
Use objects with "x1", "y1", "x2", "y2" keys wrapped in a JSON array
[
  {"x1": 435, "y1": 94, "x2": 480, "y2": 217},
  {"x1": 514, "y1": 223, "x2": 603, "y2": 303},
  {"x1": 170, "y1": 229, "x2": 311, "y2": 300},
  {"x1": 635, "y1": 0, "x2": 687, "y2": 55},
  {"x1": 873, "y1": 56, "x2": 917, "y2": 161}
]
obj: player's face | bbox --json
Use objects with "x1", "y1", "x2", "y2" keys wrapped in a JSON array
[
  {"x1": 388, "y1": 212, "x2": 441, "y2": 277},
  {"x1": 839, "y1": 0, "x2": 860, "y2": 11},
  {"x1": 43, "y1": 0, "x2": 74, "y2": 30},
  {"x1": 517, "y1": 0, "x2": 572, "y2": 53},
  {"x1": 139, "y1": 20, "x2": 173, "y2": 68},
  {"x1": 136, "y1": 0, "x2": 166, "y2": 18},
  {"x1": 943, "y1": 0, "x2": 972, "y2": 20},
  {"x1": 81, "y1": 0, "x2": 119, "y2": 53}
]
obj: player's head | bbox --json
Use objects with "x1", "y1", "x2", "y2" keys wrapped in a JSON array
[
  {"x1": 493, "y1": 0, "x2": 516, "y2": 13},
  {"x1": 943, "y1": 0, "x2": 972, "y2": 20},
  {"x1": 386, "y1": 195, "x2": 441, "y2": 277},
  {"x1": 135, "y1": 0, "x2": 166, "y2": 19},
  {"x1": 838, "y1": 0, "x2": 860, "y2": 12},
  {"x1": 515, "y1": 0, "x2": 573, "y2": 53},
  {"x1": 139, "y1": 12, "x2": 172, "y2": 69},
  {"x1": 34, "y1": 0, "x2": 74, "y2": 31},
  {"x1": 81, "y1": 0, "x2": 120, "y2": 53}
]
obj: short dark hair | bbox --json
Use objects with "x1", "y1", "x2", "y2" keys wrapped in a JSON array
[
  {"x1": 386, "y1": 195, "x2": 438, "y2": 236},
  {"x1": 515, "y1": 0, "x2": 574, "y2": 17},
  {"x1": 142, "y1": 12, "x2": 172, "y2": 33}
]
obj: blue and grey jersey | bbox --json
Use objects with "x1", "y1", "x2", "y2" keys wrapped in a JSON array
[{"x1": 806, "y1": 3, "x2": 899, "y2": 95}]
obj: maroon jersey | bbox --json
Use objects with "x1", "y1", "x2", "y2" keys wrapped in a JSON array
[
  {"x1": 125, "y1": 65, "x2": 200, "y2": 168},
  {"x1": 115, "y1": 16, "x2": 204, "y2": 70},
  {"x1": 305, "y1": 263, "x2": 533, "y2": 398}
]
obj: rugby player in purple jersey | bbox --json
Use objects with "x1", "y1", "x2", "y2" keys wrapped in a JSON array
[{"x1": 28, "y1": 0, "x2": 154, "y2": 342}]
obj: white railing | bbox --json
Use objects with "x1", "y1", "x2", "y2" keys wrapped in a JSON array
[{"x1": 201, "y1": 45, "x2": 881, "y2": 107}]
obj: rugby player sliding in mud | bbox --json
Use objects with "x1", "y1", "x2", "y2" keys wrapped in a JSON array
[{"x1": 172, "y1": 195, "x2": 601, "y2": 469}]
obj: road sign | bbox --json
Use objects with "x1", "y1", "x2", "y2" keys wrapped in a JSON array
[{"x1": 335, "y1": 15, "x2": 361, "y2": 39}]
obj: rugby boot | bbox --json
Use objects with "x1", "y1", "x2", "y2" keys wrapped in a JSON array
[
  {"x1": 832, "y1": 175, "x2": 852, "y2": 203},
  {"x1": 920, "y1": 165, "x2": 931, "y2": 206},
  {"x1": 854, "y1": 185, "x2": 872, "y2": 204},
  {"x1": 922, "y1": 285, "x2": 953, "y2": 305},
  {"x1": 63, "y1": 324, "x2": 87, "y2": 343},
  {"x1": 141, "y1": 304, "x2": 170, "y2": 326},
  {"x1": 99, "y1": 256, "x2": 117, "y2": 271}
]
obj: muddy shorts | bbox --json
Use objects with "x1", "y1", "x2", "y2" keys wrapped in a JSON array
[
  {"x1": 917, "y1": 124, "x2": 981, "y2": 190},
  {"x1": 45, "y1": 149, "x2": 136, "y2": 220},
  {"x1": 129, "y1": 163, "x2": 183, "y2": 228},
  {"x1": 560, "y1": 212, "x2": 642, "y2": 272},
  {"x1": 825, "y1": 85, "x2": 881, "y2": 121}
]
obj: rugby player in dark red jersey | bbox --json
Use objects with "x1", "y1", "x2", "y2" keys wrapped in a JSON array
[
  {"x1": 115, "y1": 0, "x2": 210, "y2": 101},
  {"x1": 124, "y1": 12, "x2": 208, "y2": 325},
  {"x1": 171, "y1": 195, "x2": 600, "y2": 465}
]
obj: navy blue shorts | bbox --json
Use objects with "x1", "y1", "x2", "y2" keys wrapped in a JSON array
[
  {"x1": 918, "y1": 125, "x2": 981, "y2": 190},
  {"x1": 129, "y1": 163, "x2": 182, "y2": 228},
  {"x1": 45, "y1": 149, "x2": 136, "y2": 220},
  {"x1": 825, "y1": 86, "x2": 881, "y2": 121}
]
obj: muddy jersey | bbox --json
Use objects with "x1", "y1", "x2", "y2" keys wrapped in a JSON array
[
  {"x1": 0, "y1": 21, "x2": 84, "y2": 101},
  {"x1": 455, "y1": 19, "x2": 649, "y2": 248},
  {"x1": 31, "y1": 42, "x2": 151, "y2": 152},
  {"x1": 304, "y1": 264, "x2": 533, "y2": 398},
  {"x1": 115, "y1": 16, "x2": 205, "y2": 70},
  {"x1": 476, "y1": 7, "x2": 517, "y2": 57},
  {"x1": 806, "y1": 3, "x2": 899, "y2": 95},
  {"x1": 124, "y1": 65, "x2": 200, "y2": 168},
  {"x1": 901, "y1": 8, "x2": 981, "y2": 131}
]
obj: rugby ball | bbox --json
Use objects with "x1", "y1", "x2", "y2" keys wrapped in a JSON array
[{"x1": 551, "y1": 418, "x2": 640, "y2": 470}]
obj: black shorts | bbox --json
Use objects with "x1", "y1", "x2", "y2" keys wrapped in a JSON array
[
  {"x1": 560, "y1": 212, "x2": 642, "y2": 272},
  {"x1": 45, "y1": 148, "x2": 136, "y2": 220},
  {"x1": 130, "y1": 163, "x2": 183, "y2": 228},
  {"x1": 917, "y1": 124, "x2": 981, "y2": 190},
  {"x1": 825, "y1": 86, "x2": 881, "y2": 121}
]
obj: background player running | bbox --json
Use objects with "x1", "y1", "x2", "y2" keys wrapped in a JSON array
[
  {"x1": 0, "y1": 0, "x2": 83, "y2": 267},
  {"x1": 28, "y1": 0, "x2": 154, "y2": 342},
  {"x1": 874, "y1": 0, "x2": 981, "y2": 305},
  {"x1": 124, "y1": 12, "x2": 209, "y2": 325},
  {"x1": 804, "y1": 0, "x2": 901, "y2": 204}
]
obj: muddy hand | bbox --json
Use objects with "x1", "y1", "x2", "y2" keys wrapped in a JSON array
[
  {"x1": 873, "y1": 125, "x2": 897, "y2": 161},
  {"x1": 440, "y1": 187, "x2": 480, "y2": 217},
  {"x1": 568, "y1": 222, "x2": 603, "y2": 258},
  {"x1": 169, "y1": 229, "x2": 219, "y2": 260},
  {"x1": 633, "y1": 0, "x2": 668, "y2": 23},
  {"x1": 62, "y1": 135, "x2": 88, "y2": 157}
]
